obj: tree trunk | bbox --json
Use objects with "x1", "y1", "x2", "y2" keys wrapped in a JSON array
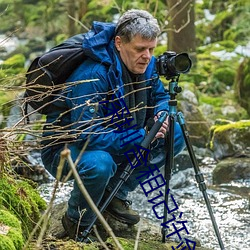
[
  {"x1": 78, "y1": 0, "x2": 88, "y2": 20},
  {"x1": 167, "y1": 0, "x2": 196, "y2": 62},
  {"x1": 67, "y1": 0, "x2": 77, "y2": 36}
]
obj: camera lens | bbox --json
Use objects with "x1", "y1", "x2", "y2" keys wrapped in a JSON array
[{"x1": 174, "y1": 53, "x2": 192, "y2": 73}]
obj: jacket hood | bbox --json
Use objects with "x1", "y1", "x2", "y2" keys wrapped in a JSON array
[{"x1": 82, "y1": 21, "x2": 116, "y2": 65}]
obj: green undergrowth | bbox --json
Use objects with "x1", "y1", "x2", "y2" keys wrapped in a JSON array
[
  {"x1": 0, "y1": 209, "x2": 24, "y2": 250},
  {"x1": 0, "y1": 174, "x2": 47, "y2": 249}
]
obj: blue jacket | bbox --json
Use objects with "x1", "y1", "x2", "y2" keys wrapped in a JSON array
[{"x1": 44, "y1": 21, "x2": 170, "y2": 155}]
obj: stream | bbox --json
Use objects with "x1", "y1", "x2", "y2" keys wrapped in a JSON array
[{"x1": 38, "y1": 155, "x2": 250, "y2": 250}]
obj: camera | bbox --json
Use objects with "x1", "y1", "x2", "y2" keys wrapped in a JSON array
[{"x1": 156, "y1": 51, "x2": 192, "y2": 79}]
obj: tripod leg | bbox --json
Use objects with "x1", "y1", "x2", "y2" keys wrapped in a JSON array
[
  {"x1": 177, "y1": 112, "x2": 225, "y2": 250},
  {"x1": 162, "y1": 114, "x2": 175, "y2": 243}
]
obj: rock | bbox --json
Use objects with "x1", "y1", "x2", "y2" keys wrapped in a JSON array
[
  {"x1": 209, "y1": 120, "x2": 250, "y2": 160},
  {"x1": 213, "y1": 157, "x2": 250, "y2": 184},
  {"x1": 179, "y1": 100, "x2": 211, "y2": 148}
]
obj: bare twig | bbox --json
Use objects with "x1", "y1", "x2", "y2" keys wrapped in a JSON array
[
  {"x1": 134, "y1": 219, "x2": 142, "y2": 250},
  {"x1": 93, "y1": 225, "x2": 110, "y2": 250},
  {"x1": 68, "y1": 14, "x2": 90, "y2": 31}
]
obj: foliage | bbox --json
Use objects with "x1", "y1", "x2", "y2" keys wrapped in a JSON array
[
  {"x1": 197, "y1": 0, "x2": 250, "y2": 46},
  {"x1": 234, "y1": 57, "x2": 250, "y2": 115},
  {"x1": 1, "y1": 54, "x2": 25, "y2": 68},
  {"x1": 0, "y1": 174, "x2": 47, "y2": 238}
]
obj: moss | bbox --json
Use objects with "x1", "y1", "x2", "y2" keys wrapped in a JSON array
[
  {"x1": 199, "y1": 95, "x2": 224, "y2": 107},
  {"x1": 209, "y1": 120, "x2": 250, "y2": 150},
  {"x1": 0, "y1": 174, "x2": 47, "y2": 239},
  {"x1": 1, "y1": 54, "x2": 25, "y2": 69},
  {"x1": 0, "y1": 235, "x2": 16, "y2": 250},
  {"x1": 0, "y1": 209, "x2": 24, "y2": 249},
  {"x1": 213, "y1": 67, "x2": 235, "y2": 86},
  {"x1": 107, "y1": 237, "x2": 179, "y2": 249},
  {"x1": 0, "y1": 209, "x2": 21, "y2": 229},
  {"x1": 0, "y1": 54, "x2": 26, "y2": 86},
  {"x1": 213, "y1": 120, "x2": 250, "y2": 133},
  {"x1": 7, "y1": 228, "x2": 24, "y2": 249}
]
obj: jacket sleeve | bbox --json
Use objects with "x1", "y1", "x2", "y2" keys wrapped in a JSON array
[{"x1": 65, "y1": 61, "x2": 146, "y2": 155}]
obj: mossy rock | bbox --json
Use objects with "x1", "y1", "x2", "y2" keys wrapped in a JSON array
[
  {"x1": 0, "y1": 174, "x2": 47, "y2": 239},
  {"x1": 199, "y1": 92, "x2": 248, "y2": 122},
  {"x1": 213, "y1": 67, "x2": 235, "y2": 86},
  {"x1": 209, "y1": 120, "x2": 250, "y2": 160},
  {"x1": 0, "y1": 209, "x2": 24, "y2": 250}
]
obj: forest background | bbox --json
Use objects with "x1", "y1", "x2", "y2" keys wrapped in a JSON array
[{"x1": 0, "y1": 0, "x2": 250, "y2": 124}]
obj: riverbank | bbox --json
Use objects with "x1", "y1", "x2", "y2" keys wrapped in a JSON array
[{"x1": 32, "y1": 201, "x2": 211, "y2": 250}]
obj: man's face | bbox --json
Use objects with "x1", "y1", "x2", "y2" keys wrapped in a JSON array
[{"x1": 115, "y1": 35, "x2": 157, "y2": 74}]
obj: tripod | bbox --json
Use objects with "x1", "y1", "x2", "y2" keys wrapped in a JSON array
[
  {"x1": 162, "y1": 77, "x2": 225, "y2": 249},
  {"x1": 82, "y1": 76, "x2": 225, "y2": 249}
]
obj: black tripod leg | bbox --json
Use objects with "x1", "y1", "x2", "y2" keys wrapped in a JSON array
[
  {"x1": 177, "y1": 112, "x2": 225, "y2": 250},
  {"x1": 162, "y1": 114, "x2": 175, "y2": 243}
]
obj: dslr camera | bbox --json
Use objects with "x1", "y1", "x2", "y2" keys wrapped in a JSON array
[{"x1": 156, "y1": 51, "x2": 192, "y2": 79}]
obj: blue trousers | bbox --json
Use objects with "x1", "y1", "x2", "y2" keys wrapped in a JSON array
[{"x1": 41, "y1": 123, "x2": 185, "y2": 226}]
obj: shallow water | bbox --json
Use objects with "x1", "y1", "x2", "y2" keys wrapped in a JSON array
[{"x1": 38, "y1": 157, "x2": 250, "y2": 250}]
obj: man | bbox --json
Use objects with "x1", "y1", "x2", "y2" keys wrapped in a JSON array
[{"x1": 41, "y1": 9, "x2": 185, "y2": 241}]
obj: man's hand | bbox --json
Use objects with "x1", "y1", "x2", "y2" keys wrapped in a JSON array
[{"x1": 154, "y1": 111, "x2": 169, "y2": 139}]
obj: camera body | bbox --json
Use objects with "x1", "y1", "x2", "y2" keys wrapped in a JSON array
[{"x1": 156, "y1": 51, "x2": 192, "y2": 79}]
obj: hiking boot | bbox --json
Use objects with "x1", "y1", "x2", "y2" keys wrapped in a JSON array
[
  {"x1": 61, "y1": 213, "x2": 98, "y2": 243},
  {"x1": 105, "y1": 196, "x2": 140, "y2": 225}
]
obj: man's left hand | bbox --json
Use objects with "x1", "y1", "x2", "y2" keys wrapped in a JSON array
[{"x1": 154, "y1": 112, "x2": 169, "y2": 139}]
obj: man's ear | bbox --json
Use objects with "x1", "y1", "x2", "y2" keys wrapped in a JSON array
[{"x1": 115, "y1": 36, "x2": 122, "y2": 51}]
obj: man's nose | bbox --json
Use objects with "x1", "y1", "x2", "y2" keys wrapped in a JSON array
[{"x1": 142, "y1": 49, "x2": 151, "y2": 59}]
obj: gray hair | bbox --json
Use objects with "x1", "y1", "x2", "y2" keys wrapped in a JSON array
[{"x1": 115, "y1": 9, "x2": 160, "y2": 43}]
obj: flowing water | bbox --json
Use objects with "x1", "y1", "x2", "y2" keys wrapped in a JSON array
[{"x1": 38, "y1": 156, "x2": 250, "y2": 250}]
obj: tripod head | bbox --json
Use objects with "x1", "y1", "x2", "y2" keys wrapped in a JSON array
[{"x1": 168, "y1": 76, "x2": 182, "y2": 100}]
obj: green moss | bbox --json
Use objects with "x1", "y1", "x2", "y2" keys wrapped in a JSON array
[
  {"x1": 0, "y1": 209, "x2": 21, "y2": 229},
  {"x1": 7, "y1": 228, "x2": 24, "y2": 249},
  {"x1": 213, "y1": 120, "x2": 250, "y2": 133},
  {"x1": 0, "y1": 209, "x2": 24, "y2": 249},
  {"x1": 106, "y1": 237, "x2": 178, "y2": 250},
  {"x1": 0, "y1": 235, "x2": 16, "y2": 250},
  {"x1": 1, "y1": 54, "x2": 25, "y2": 69},
  {"x1": 0, "y1": 175, "x2": 47, "y2": 239},
  {"x1": 0, "y1": 54, "x2": 26, "y2": 86},
  {"x1": 213, "y1": 67, "x2": 235, "y2": 86},
  {"x1": 209, "y1": 120, "x2": 250, "y2": 150},
  {"x1": 217, "y1": 40, "x2": 237, "y2": 51},
  {"x1": 199, "y1": 95, "x2": 224, "y2": 107}
]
